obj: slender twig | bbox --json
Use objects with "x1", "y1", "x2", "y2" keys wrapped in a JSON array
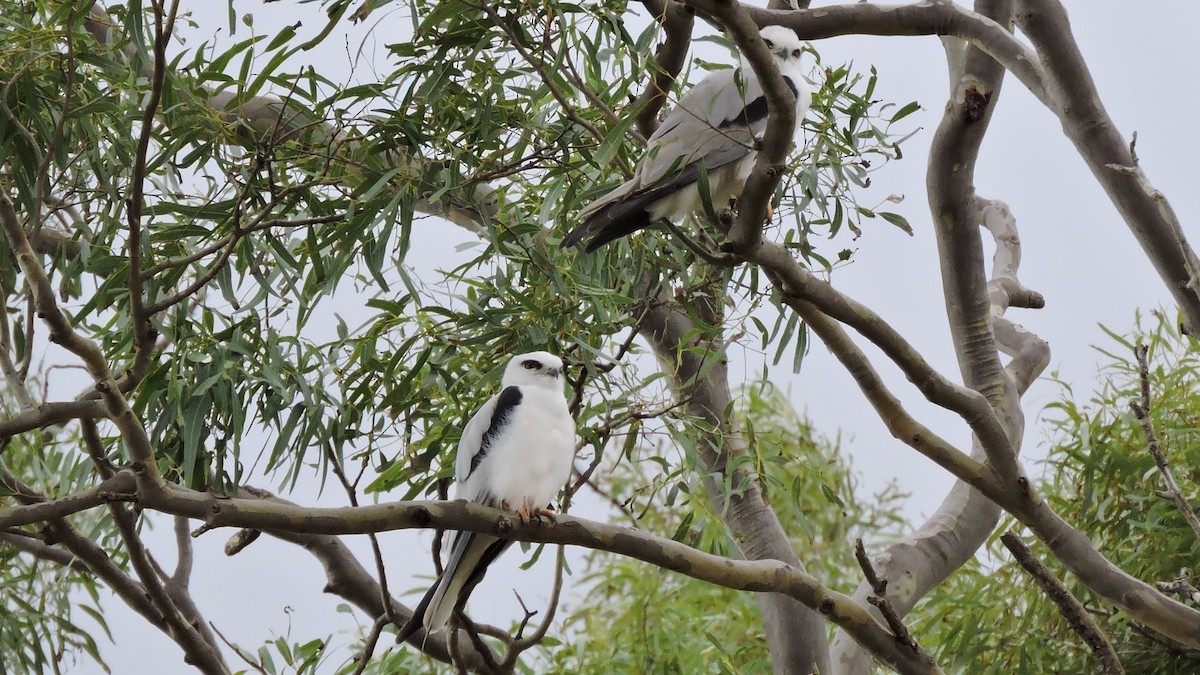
[
  {"x1": 1000, "y1": 532, "x2": 1124, "y2": 675},
  {"x1": 210, "y1": 622, "x2": 269, "y2": 675},
  {"x1": 506, "y1": 545, "x2": 567, "y2": 661},
  {"x1": 853, "y1": 539, "x2": 918, "y2": 650},
  {"x1": 323, "y1": 444, "x2": 402, "y2": 630},
  {"x1": 127, "y1": 0, "x2": 180, "y2": 375},
  {"x1": 1157, "y1": 568, "x2": 1200, "y2": 606},
  {"x1": 1130, "y1": 343, "x2": 1200, "y2": 540},
  {"x1": 0, "y1": 291, "x2": 36, "y2": 409},
  {"x1": 476, "y1": 3, "x2": 606, "y2": 145},
  {"x1": 350, "y1": 615, "x2": 390, "y2": 675}
]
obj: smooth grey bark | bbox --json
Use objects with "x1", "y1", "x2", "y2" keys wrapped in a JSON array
[{"x1": 641, "y1": 286, "x2": 831, "y2": 675}]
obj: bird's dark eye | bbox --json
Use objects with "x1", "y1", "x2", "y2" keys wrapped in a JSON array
[
  {"x1": 522, "y1": 360, "x2": 540, "y2": 370},
  {"x1": 764, "y1": 39, "x2": 774, "y2": 49},
  {"x1": 792, "y1": 48, "x2": 801, "y2": 59}
]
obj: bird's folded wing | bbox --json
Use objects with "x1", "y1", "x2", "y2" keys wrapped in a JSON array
[{"x1": 638, "y1": 69, "x2": 761, "y2": 187}]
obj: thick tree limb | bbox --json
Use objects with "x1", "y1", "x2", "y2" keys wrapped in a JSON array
[
  {"x1": 0, "y1": 399, "x2": 108, "y2": 439},
  {"x1": 926, "y1": 0, "x2": 1022, "y2": 479},
  {"x1": 1014, "y1": 0, "x2": 1200, "y2": 336},
  {"x1": 830, "y1": 196, "x2": 1049, "y2": 672},
  {"x1": 690, "y1": 2, "x2": 798, "y2": 253},
  {"x1": 744, "y1": 240, "x2": 1008, "y2": 476},
  {"x1": 124, "y1": 482, "x2": 940, "y2": 672},
  {"x1": 632, "y1": 2, "x2": 695, "y2": 139},
  {"x1": 681, "y1": 0, "x2": 1050, "y2": 107},
  {"x1": 833, "y1": 2, "x2": 1041, "y2": 667},
  {"x1": 640, "y1": 289, "x2": 836, "y2": 674}
]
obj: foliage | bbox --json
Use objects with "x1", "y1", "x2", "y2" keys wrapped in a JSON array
[
  {"x1": 0, "y1": 0, "x2": 915, "y2": 671},
  {"x1": 541, "y1": 384, "x2": 907, "y2": 673},
  {"x1": 915, "y1": 311, "x2": 1200, "y2": 674}
]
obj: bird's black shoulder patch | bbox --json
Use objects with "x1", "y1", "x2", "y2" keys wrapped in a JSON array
[
  {"x1": 469, "y1": 386, "x2": 523, "y2": 476},
  {"x1": 719, "y1": 77, "x2": 801, "y2": 130}
]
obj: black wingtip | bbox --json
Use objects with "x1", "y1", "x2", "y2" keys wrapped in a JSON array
[{"x1": 561, "y1": 210, "x2": 655, "y2": 253}]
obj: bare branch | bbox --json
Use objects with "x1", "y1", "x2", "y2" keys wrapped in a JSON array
[
  {"x1": 0, "y1": 399, "x2": 107, "y2": 439},
  {"x1": 140, "y1": 481, "x2": 942, "y2": 672},
  {"x1": 688, "y1": 1, "x2": 797, "y2": 253},
  {"x1": 109, "y1": 494, "x2": 230, "y2": 673},
  {"x1": 854, "y1": 539, "x2": 919, "y2": 652},
  {"x1": 1157, "y1": 569, "x2": 1200, "y2": 607},
  {"x1": 632, "y1": 2, "x2": 695, "y2": 138},
  {"x1": 126, "y1": 0, "x2": 180, "y2": 380},
  {"x1": 681, "y1": 0, "x2": 1051, "y2": 106},
  {"x1": 0, "y1": 194, "x2": 112, "y2": 380},
  {"x1": 1130, "y1": 343, "x2": 1200, "y2": 540},
  {"x1": 1001, "y1": 532, "x2": 1124, "y2": 675},
  {"x1": 1015, "y1": 0, "x2": 1200, "y2": 334},
  {"x1": 0, "y1": 530, "x2": 92, "y2": 574},
  {"x1": 639, "y1": 288, "x2": 835, "y2": 673},
  {"x1": 350, "y1": 615, "x2": 390, "y2": 675},
  {"x1": 227, "y1": 485, "x2": 502, "y2": 671},
  {"x1": 0, "y1": 471, "x2": 136, "y2": 529}
]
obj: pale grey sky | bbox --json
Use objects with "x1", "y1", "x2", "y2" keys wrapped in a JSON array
[{"x1": 57, "y1": 2, "x2": 1199, "y2": 673}]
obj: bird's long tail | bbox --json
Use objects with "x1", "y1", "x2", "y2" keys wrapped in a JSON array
[{"x1": 392, "y1": 529, "x2": 512, "y2": 647}]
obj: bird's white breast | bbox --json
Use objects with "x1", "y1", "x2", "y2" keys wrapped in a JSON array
[{"x1": 482, "y1": 386, "x2": 575, "y2": 511}]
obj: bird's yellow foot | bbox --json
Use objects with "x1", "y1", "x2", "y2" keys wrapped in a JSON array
[
  {"x1": 764, "y1": 201, "x2": 774, "y2": 223},
  {"x1": 517, "y1": 504, "x2": 534, "y2": 524},
  {"x1": 536, "y1": 508, "x2": 558, "y2": 527}
]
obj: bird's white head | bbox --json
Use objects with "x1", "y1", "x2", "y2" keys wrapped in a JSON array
[
  {"x1": 757, "y1": 25, "x2": 804, "y2": 64},
  {"x1": 501, "y1": 351, "x2": 565, "y2": 390}
]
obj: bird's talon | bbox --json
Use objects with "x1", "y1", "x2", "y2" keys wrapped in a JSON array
[{"x1": 537, "y1": 508, "x2": 558, "y2": 527}]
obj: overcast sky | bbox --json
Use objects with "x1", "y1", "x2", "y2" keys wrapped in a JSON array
[{"x1": 58, "y1": 2, "x2": 1200, "y2": 673}]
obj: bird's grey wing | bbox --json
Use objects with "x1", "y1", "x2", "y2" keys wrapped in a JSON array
[{"x1": 638, "y1": 68, "x2": 760, "y2": 186}]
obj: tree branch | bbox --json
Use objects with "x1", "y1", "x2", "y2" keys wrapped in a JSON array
[
  {"x1": 1130, "y1": 343, "x2": 1200, "y2": 540},
  {"x1": 1000, "y1": 532, "x2": 1124, "y2": 675},
  {"x1": 134, "y1": 484, "x2": 941, "y2": 672},
  {"x1": 632, "y1": 2, "x2": 695, "y2": 139},
  {"x1": 222, "y1": 486, "x2": 502, "y2": 672},
  {"x1": 681, "y1": 0, "x2": 1051, "y2": 107},
  {"x1": 0, "y1": 399, "x2": 108, "y2": 439},
  {"x1": 0, "y1": 470, "x2": 136, "y2": 529},
  {"x1": 639, "y1": 284, "x2": 835, "y2": 674},
  {"x1": 1015, "y1": 0, "x2": 1200, "y2": 336}
]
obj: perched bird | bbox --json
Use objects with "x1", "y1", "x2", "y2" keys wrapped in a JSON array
[
  {"x1": 399, "y1": 351, "x2": 576, "y2": 641},
  {"x1": 561, "y1": 25, "x2": 811, "y2": 252}
]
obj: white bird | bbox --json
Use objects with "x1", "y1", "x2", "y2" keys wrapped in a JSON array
[
  {"x1": 401, "y1": 351, "x2": 576, "y2": 639},
  {"x1": 561, "y1": 25, "x2": 811, "y2": 252}
]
